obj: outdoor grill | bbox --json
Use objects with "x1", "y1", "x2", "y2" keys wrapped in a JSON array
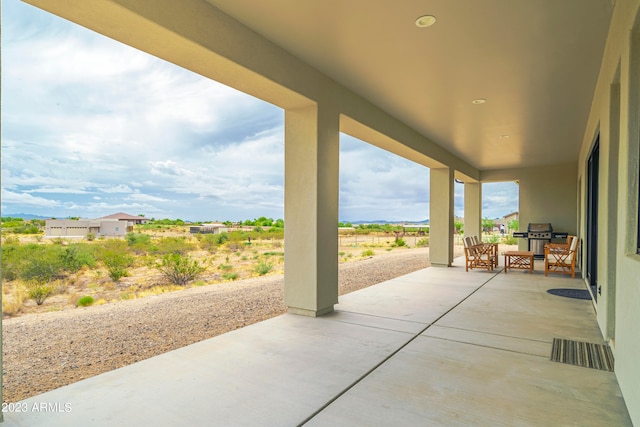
[{"x1": 513, "y1": 223, "x2": 568, "y2": 259}]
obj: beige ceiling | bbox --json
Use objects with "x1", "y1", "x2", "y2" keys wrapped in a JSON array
[{"x1": 206, "y1": 0, "x2": 613, "y2": 171}]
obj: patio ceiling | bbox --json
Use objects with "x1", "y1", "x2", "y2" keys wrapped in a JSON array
[{"x1": 206, "y1": 0, "x2": 613, "y2": 171}]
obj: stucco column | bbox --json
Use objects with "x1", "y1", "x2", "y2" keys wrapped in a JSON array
[
  {"x1": 464, "y1": 181, "x2": 482, "y2": 238},
  {"x1": 284, "y1": 104, "x2": 339, "y2": 317},
  {"x1": 430, "y1": 167, "x2": 454, "y2": 266}
]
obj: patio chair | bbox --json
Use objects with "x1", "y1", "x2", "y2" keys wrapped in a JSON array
[
  {"x1": 463, "y1": 236, "x2": 493, "y2": 272},
  {"x1": 545, "y1": 235, "x2": 574, "y2": 252},
  {"x1": 544, "y1": 235, "x2": 579, "y2": 278},
  {"x1": 470, "y1": 235, "x2": 498, "y2": 269}
]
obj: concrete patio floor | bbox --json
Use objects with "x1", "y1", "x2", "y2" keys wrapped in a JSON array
[{"x1": 3, "y1": 257, "x2": 632, "y2": 426}]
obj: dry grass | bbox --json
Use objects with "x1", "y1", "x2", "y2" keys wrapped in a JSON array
[
  {"x1": 2, "y1": 283, "x2": 27, "y2": 316},
  {"x1": 1, "y1": 231, "x2": 434, "y2": 318}
]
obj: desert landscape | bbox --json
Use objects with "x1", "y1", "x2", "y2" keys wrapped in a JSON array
[
  {"x1": 2, "y1": 222, "x2": 478, "y2": 401},
  {"x1": 3, "y1": 244, "x2": 462, "y2": 402}
]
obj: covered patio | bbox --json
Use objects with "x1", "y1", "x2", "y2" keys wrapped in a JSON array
[
  {"x1": 6, "y1": 0, "x2": 640, "y2": 424},
  {"x1": 3, "y1": 259, "x2": 631, "y2": 426}
]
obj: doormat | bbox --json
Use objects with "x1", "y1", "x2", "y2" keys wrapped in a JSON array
[
  {"x1": 550, "y1": 338, "x2": 614, "y2": 372},
  {"x1": 547, "y1": 288, "x2": 592, "y2": 300}
]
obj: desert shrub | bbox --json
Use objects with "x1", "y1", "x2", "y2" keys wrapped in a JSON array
[
  {"x1": 416, "y1": 237, "x2": 429, "y2": 247},
  {"x1": 215, "y1": 233, "x2": 229, "y2": 245},
  {"x1": 61, "y1": 245, "x2": 96, "y2": 272},
  {"x1": 125, "y1": 232, "x2": 153, "y2": 254},
  {"x1": 105, "y1": 265, "x2": 129, "y2": 282},
  {"x1": 266, "y1": 228, "x2": 284, "y2": 239},
  {"x1": 222, "y1": 272, "x2": 238, "y2": 281},
  {"x1": 503, "y1": 235, "x2": 518, "y2": 245},
  {"x1": 11, "y1": 225, "x2": 42, "y2": 234},
  {"x1": 77, "y1": 295, "x2": 95, "y2": 307},
  {"x1": 156, "y1": 253, "x2": 205, "y2": 285},
  {"x1": 218, "y1": 264, "x2": 233, "y2": 271},
  {"x1": 97, "y1": 238, "x2": 129, "y2": 256},
  {"x1": 20, "y1": 256, "x2": 63, "y2": 285},
  {"x1": 6, "y1": 243, "x2": 68, "y2": 305},
  {"x1": 153, "y1": 236, "x2": 195, "y2": 255},
  {"x1": 198, "y1": 234, "x2": 220, "y2": 253},
  {"x1": 27, "y1": 282, "x2": 53, "y2": 305},
  {"x1": 362, "y1": 249, "x2": 375, "y2": 257},
  {"x1": 126, "y1": 232, "x2": 151, "y2": 246},
  {"x1": 254, "y1": 261, "x2": 273, "y2": 276},
  {"x1": 1, "y1": 244, "x2": 23, "y2": 281},
  {"x1": 227, "y1": 231, "x2": 248, "y2": 242},
  {"x1": 1, "y1": 219, "x2": 43, "y2": 235},
  {"x1": 103, "y1": 252, "x2": 134, "y2": 282},
  {"x1": 395, "y1": 238, "x2": 406, "y2": 247},
  {"x1": 486, "y1": 234, "x2": 499, "y2": 244},
  {"x1": 86, "y1": 232, "x2": 96, "y2": 241},
  {"x1": 2, "y1": 243, "x2": 60, "y2": 282}
]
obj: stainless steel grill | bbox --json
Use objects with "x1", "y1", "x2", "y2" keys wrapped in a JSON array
[
  {"x1": 513, "y1": 223, "x2": 568, "y2": 259},
  {"x1": 527, "y1": 223, "x2": 552, "y2": 258}
]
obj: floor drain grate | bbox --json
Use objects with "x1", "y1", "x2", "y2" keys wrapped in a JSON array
[{"x1": 550, "y1": 338, "x2": 614, "y2": 371}]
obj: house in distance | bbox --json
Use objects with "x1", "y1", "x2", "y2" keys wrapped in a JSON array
[
  {"x1": 189, "y1": 223, "x2": 228, "y2": 234},
  {"x1": 44, "y1": 212, "x2": 147, "y2": 238}
]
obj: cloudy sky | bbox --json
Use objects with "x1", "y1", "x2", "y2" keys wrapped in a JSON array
[{"x1": 1, "y1": 0, "x2": 518, "y2": 222}]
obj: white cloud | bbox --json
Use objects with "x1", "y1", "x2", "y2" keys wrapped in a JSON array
[
  {"x1": 1, "y1": 189, "x2": 60, "y2": 208},
  {"x1": 339, "y1": 136, "x2": 429, "y2": 221},
  {"x1": 150, "y1": 161, "x2": 189, "y2": 177},
  {"x1": 26, "y1": 187, "x2": 90, "y2": 194},
  {"x1": 83, "y1": 202, "x2": 165, "y2": 216},
  {"x1": 1, "y1": 0, "x2": 518, "y2": 222},
  {"x1": 127, "y1": 193, "x2": 171, "y2": 203},
  {"x1": 101, "y1": 185, "x2": 133, "y2": 194}
]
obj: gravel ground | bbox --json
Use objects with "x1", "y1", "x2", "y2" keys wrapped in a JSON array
[{"x1": 2, "y1": 247, "x2": 459, "y2": 402}]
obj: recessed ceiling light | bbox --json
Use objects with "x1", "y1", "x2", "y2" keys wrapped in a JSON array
[
  {"x1": 415, "y1": 15, "x2": 437, "y2": 28},
  {"x1": 514, "y1": 154, "x2": 521, "y2": 157},
  {"x1": 472, "y1": 99, "x2": 486, "y2": 104},
  {"x1": 499, "y1": 135, "x2": 510, "y2": 139}
]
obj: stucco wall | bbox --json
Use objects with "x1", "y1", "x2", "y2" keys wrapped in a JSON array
[
  {"x1": 482, "y1": 163, "x2": 578, "y2": 249},
  {"x1": 578, "y1": 0, "x2": 640, "y2": 424},
  {"x1": 45, "y1": 220, "x2": 92, "y2": 237},
  {"x1": 98, "y1": 221, "x2": 128, "y2": 237}
]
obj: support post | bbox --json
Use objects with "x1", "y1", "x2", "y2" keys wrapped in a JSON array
[
  {"x1": 284, "y1": 104, "x2": 339, "y2": 316},
  {"x1": 464, "y1": 182, "x2": 482, "y2": 238},
  {"x1": 430, "y1": 167, "x2": 454, "y2": 266}
]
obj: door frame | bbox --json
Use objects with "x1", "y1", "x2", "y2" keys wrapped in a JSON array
[{"x1": 586, "y1": 135, "x2": 600, "y2": 301}]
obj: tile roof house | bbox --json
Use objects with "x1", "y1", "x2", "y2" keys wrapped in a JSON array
[
  {"x1": 45, "y1": 218, "x2": 133, "y2": 238},
  {"x1": 98, "y1": 212, "x2": 148, "y2": 224}
]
